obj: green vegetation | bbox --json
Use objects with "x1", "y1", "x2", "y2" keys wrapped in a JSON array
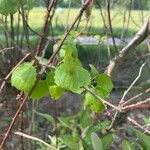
[
  {"x1": 0, "y1": 1, "x2": 149, "y2": 150},
  {"x1": 1, "y1": 8, "x2": 150, "y2": 37}
]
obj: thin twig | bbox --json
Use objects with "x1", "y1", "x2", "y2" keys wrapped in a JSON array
[
  {"x1": 127, "y1": 117, "x2": 150, "y2": 135},
  {"x1": 84, "y1": 86, "x2": 121, "y2": 111},
  {"x1": 14, "y1": 132, "x2": 57, "y2": 150},
  {"x1": 106, "y1": 0, "x2": 118, "y2": 53},
  {"x1": 123, "y1": 98, "x2": 150, "y2": 111},
  {"x1": 109, "y1": 63, "x2": 146, "y2": 129},
  {"x1": 123, "y1": 88, "x2": 150, "y2": 106},
  {"x1": 120, "y1": 63, "x2": 146, "y2": 104},
  {"x1": 0, "y1": 47, "x2": 14, "y2": 53},
  {"x1": 36, "y1": 0, "x2": 57, "y2": 56}
]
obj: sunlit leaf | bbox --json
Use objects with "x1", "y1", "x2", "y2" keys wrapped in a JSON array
[
  {"x1": 29, "y1": 80, "x2": 49, "y2": 100},
  {"x1": 49, "y1": 85, "x2": 64, "y2": 100},
  {"x1": 54, "y1": 63, "x2": 91, "y2": 94},
  {"x1": 94, "y1": 74, "x2": 113, "y2": 100},
  {"x1": 84, "y1": 92, "x2": 105, "y2": 112},
  {"x1": 97, "y1": 74, "x2": 113, "y2": 94},
  {"x1": 11, "y1": 62, "x2": 37, "y2": 92},
  {"x1": 63, "y1": 38, "x2": 78, "y2": 63}
]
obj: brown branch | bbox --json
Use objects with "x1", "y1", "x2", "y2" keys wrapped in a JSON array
[
  {"x1": 36, "y1": 0, "x2": 57, "y2": 56},
  {"x1": 127, "y1": 117, "x2": 150, "y2": 135},
  {"x1": 123, "y1": 98, "x2": 150, "y2": 111},
  {"x1": 123, "y1": 88, "x2": 150, "y2": 106},
  {"x1": 106, "y1": 17, "x2": 150, "y2": 76},
  {"x1": 106, "y1": 0, "x2": 118, "y2": 53}
]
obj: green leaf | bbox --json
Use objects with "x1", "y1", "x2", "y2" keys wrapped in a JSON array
[
  {"x1": 82, "y1": 139, "x2": 92, "y2": 150},
  {"x1": 86, "y1": 120, "x2": 110, "y2": 135},
  {"x1": 89, "y1": 64, "x2": 99, "y2": 78},
  {"x1": 46, "y1": 71, "x2": 55, "y2": 86},
  {"x1": 55, "y1": 36, "x2": 91, "y2": 93},
  {"x1": 34, "y1": 111, "x2": 55, "y2": 124},
  {"x1": 134, "y1": 142, "x2": 144, "y2": 150},
  {"x1": 0, "y1": 0, "x2": 19, "y2": 15},
  {"x1": 97, "y1": 74, "x2": 113, "y2": 94},
  {"x1": 11, "y1": 62, "x2": 37, "y2": 92},
  {"x1": 54, "y1": 63, "x2": 91, "y2": 93},
  {"x1": 94, "y1": 35, "x2": 101, "y2": 41},
  {"x1": 133, "y1": 128, "x2": 150, "y2": 150},
  {"x1": 69, "y1": 30, "x2": 79, "y2": 38},
  {"x1": 94, "y1": 74, "x2": 113, "y2": 99},
  {"x1": 58, "y1": 117, "x2": 74, "y2": 129},
  {"x1": 102, "y1": 134, "x2": 115, "y2": 150},
  {"x1": 143, "y1": 117, "x2": 150, "y2": 126},
  {"x1": 60, "y1": 135, "x2": 79, "y2": 150},
  {"x1": 94, "y1": 35, "x2": 106, "y2": 41},
  {"x1": 49, "y1": 85, "x2": 64, "y2": 100},
  {"x1": 84, "y1": 92, "x2": 105, "y2": 112},
  {"x1": 29, "y1": 80, "x2": 49, "y2": 100},
  {"x1": 63, "y1": 38, "x2": 78, "y2": 65},
  {"x1": 122, "y1": 140, "x2": 135, "y2": 150},
  {"x1": 95, "y1": 87, "x2": 109, "y2": 99},
  {"x1": 91, "y1": 132, "x2": 103, "y2": 150},
  {"x1": 80, "y1": 110, "x2": 92, "y2": 128}
]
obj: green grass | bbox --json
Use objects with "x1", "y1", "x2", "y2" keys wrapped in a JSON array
[
  {"x1": 1, "y1": 8, "x2": 150, "y2": 38},
  {"x1": 27, "y1": 8, "x2": 150, "y2": 36}
]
